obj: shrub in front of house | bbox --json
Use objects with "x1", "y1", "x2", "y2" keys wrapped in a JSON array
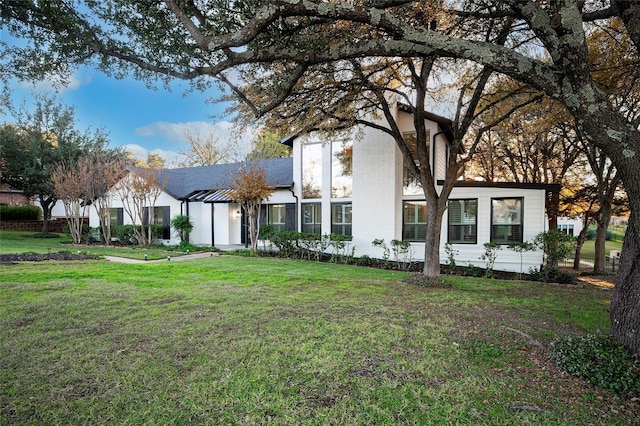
[
  {"x1": 0, "y1": 204, "x2": 42, "y2": 220},
  {"x1": 110, "y1": 225, "x2": 163, "y2": 245}
]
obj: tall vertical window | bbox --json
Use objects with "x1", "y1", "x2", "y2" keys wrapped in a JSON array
[
  {"x1": 331, "y1": 203, "x2": 352, "y2": 236},
  {"x1": 302, "y1": 203, "x2": 322, "y2": 234},
  {"x1": 267, "y1": 204, "x2": 286, "y2": 233},
  {"x1": 108, "y1": 208, "x2": 123, "y2": 226},
  {"x1": 491, "y1": 198, "x2": 523, "y2": 244},
  {"x1": 302, "y1": 143, "x2": 322, "y2": 199},
  {"x1": 145, "y1": 206, "x2": 170, "y2": 239},
  {"x1": 403, "y1": 132, "x2": 430, "y2": 196},
  {"x1": 403, "y1": 201, "x2": 427, "y2": 241},
  {"x1": 448, "y1": 199, "x2": 477, "y2": 244},
  {"x1": 331, "y1": 140, "x2": 352, "y2": 198}
]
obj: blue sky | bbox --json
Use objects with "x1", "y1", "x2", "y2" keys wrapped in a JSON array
[{"x1": 3, "y1": 66, "x2": 255, "y2": 166}]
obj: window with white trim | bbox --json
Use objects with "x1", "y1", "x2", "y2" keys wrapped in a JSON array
[
  {"x1": 267, "y1": 204, "x2": 286, "y2": 233},
  {"x1": 302, "y1": 143, "x2": 322, "y2": 199},
  {"x1": 448, "y1": 199, "x2": 477, "y2": 244},
  {"x1": 331, "y1": 140, "x2": 352, "y2": 198},
  {"x1": 331, "y1": 203, "x2": 352, "y2": 236},
  {"x1": 302, "y1": 203, "x2": 321, "y2": 234},
  {"x1": 491, "y1": 198, "x2": 523, "y2": 244},
  {"x1": 403, "y1": 201, "x2": 427, "y2": 242},
  {"x1": 403, "y1": 132, "x2": 429, "y2": 196}
]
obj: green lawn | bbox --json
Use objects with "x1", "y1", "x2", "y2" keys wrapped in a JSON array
[
  {"x1": 0, "y1": 230, "x2": 200, "y2": 260},
  {"x1": 1, "y1": 255, "x2": 636, "y2": 425},
  {"x1": 578, "y1": 238, "x2": 623, "y2": 259}
]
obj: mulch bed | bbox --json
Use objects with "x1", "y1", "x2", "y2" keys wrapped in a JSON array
[{"x1": 0, "y1": 253, "x2": 100, "y2": 263}]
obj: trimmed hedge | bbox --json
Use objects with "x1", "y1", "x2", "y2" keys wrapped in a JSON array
[{"x1": 0, "y1": 205, "x2": 42, "y2": 220}]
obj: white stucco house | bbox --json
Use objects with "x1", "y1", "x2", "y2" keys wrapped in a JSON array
[
  {"x1": 282, "y1": 106, "x2": 556, "y2": 273},
  {"x1": 91, "y1": 105, "x2": 556, "y2": 272},
  {"x1": 89, "y1": 158, "x2": 296, "y2": 247}
]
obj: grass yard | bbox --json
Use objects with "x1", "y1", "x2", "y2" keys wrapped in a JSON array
[
  {"x1": 1, "y1": 255, "x2": 637, "y2": 425},
  {"x1": 0, "y1": 230, "x2": 200, "y2": 260},
  {"x1": 578, "y1": 238, "x2": 623, "y2": 259}
]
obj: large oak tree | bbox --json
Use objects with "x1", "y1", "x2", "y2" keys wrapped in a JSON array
[{"x1": 3, "y1": 0, "x2": 640, "y2": 352}]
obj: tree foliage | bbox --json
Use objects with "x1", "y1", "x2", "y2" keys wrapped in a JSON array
[
  {"x1": 0, "y1": 93, "x2": 113, "y2": 234},
  {"x1": 178, "y1": 127, "x2": 237, "y2": 167},
  {"x1": 246, "y1": 130, "x2": 291, "y2": 161},
  {"x1": 222, "y1": 162, "x2": 274, "y2": 253},
  {"x1": 113, "y1": 167, "x2": 168, "y2": 245}
]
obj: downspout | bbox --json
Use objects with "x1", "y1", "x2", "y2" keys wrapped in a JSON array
[{"x1": 288, "y1": 183, "x2": 298, "y2": 230}]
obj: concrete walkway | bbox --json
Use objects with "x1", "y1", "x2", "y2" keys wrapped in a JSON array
[{"x1": 104, "y1": 251, "x2": 219, "y2": 264}]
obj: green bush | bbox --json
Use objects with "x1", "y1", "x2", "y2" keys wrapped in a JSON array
[
  {"x1": 0, "y1": 204, "x2": 42, "y2": 220},
  {"x1": 526, "y1": 267, "x2": 577, "y2": 284},
  {"x1": 585, "y1": 229, "x2": 596, "y2": 240},
  {"x1": 356, "y1": 255, "x2": 372, "y2": 267},
  {"x1": 550, "y1": 335, "x2": 640, "y2": 397},
  {"x1": 269, "y1": 230, "x2": 301, "y2": 257},
  {"x1": 550, "y1": 269, "x2": 578, "y2": 284},
  {"x1": 170, "y1": 215, "x2": 193, "y2": 243},
  {"x1": 111, "y1": 225, "x2": 138, "y2": 245},
  {"x1": 62, "y1": 224, "x2": 93, "y2": 243}
]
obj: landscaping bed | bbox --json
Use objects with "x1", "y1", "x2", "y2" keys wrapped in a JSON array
[{"x1": 0, "y1": 252, "x2": 100, "y2": 263}]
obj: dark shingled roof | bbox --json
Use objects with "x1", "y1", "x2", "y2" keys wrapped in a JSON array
[{"x1": 154, "y1": 157, "x2": 293, "y2": 201}]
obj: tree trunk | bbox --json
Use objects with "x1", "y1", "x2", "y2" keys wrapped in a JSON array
[
  {"x1": 593, "y1": 217, "x2": 609, "y2": 274},
  {"x1": 593, "y1": 197, "x2": 614, "y2": 274},
  {"x1": 610, "y1": 209, "x2": 640, "y2": 354},
  {"x1": 421, "y1": 197, "x2": 445, "y2": 277},
  {"x1": 567, "y1": 90, "x2": 640, "y2": 354},
  {"x1": 546, "y1": 190, "x2": 560, "y2": 232},
  {"x1": 573, "y1": 215, "x2": 591, "y2": 270},
  {"x1": 39, "y1": 196, "x2": 55, "y2": 236}
]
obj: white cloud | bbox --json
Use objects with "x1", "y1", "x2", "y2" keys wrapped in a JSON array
[
  {"x1": 122, "y1": 144, "x2": 186, "y2": 168},
  {"x1": 16, "y1": 71, "x2": 92, "y2": 93},
  {"x1": 134, "y1": 120, "x2": 256, "y2": 160}
]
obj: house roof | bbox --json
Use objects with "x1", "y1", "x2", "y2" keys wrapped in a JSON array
[
  {"x1": 396, "y1": 103, "x2": 455, "y2": 143},
  {"x1": 440, "y1": 179, "x2": 561, "y2": 193},
  {"x1": 152, "y1": 157, "x2": 293, "y2": 201}
]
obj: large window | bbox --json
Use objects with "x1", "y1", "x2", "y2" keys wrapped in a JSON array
[
  {"x1": 108, "y1": 208, "x2": 123, "y2": 226},
  {"x1": 403, "y1": 132, "x2": 430, "y2": 196},
  {"x1": 332, "y1": 140, "x2": 352, "y2": 198},
  {"x1": 302, "y1": 143, "x2": 322, "y2": 199},
  {"x1": 331, "y1": 203, "x2": 352, "y2": 236},
  {"x1": 266, "y1": 204, "x2": 286, "y2": 233},
  {"x1": 403, "y1": 201, "x2": 427, "y2": 242},
  {"x1": 145, "y1": 206, "x2": 170, "y2": 239},
  {"x1": 302, "y1": 203, "x2": 322, "y2": 234},
  {"x1": 448, "y1": 199, "x2": 477, "y2": 244},
  {"x1": 491, "y1": 198, "x2": 523, "y2": 244}
]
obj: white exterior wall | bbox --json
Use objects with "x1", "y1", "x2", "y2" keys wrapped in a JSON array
[
  {"x1": 555, "y1": 216, "x2": 583, "y2": 236},
  {"x1": 437, "y1": 187, "x2": 546, "y2": 273},
  {"x1": 187, "y1": 201, "x2": 212, "y2": 246},
  {"x1": 351, "y1": 126, "x2": 399, "y2": 258},
  {"x1": 88, "y1": 189, "x2": 183, "y2": 245},
  {"x1": 292, "y1": 109, "x2": 548, "y2": 273}
]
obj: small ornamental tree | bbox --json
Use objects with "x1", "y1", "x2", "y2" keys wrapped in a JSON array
[
  {"x1": 114, "y1": 167, "x2": 167, "y2": 245},
  {"x1": 223, "y1": 162, "x2": 274, "y2": 253},
  {"x1": 171, "y1": 215, "x2": 194, "y2": 245},
  {"x1": 51, "y1": 159, "x2": 88, "y2": 244},
  {"x1": 535, "y1": 230, "x2": 577, "y2": 280}
]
